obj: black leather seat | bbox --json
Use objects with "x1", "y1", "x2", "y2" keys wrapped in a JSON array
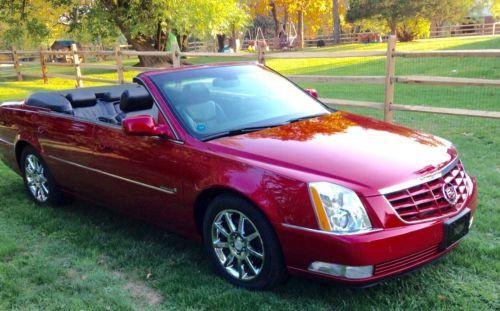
[
  {"x1": 115, "y1": 86, "x2": 155, "y2": 123},
  {"x1": 67, "y1": 92, "x2": 103, "y2": 120},
  {"x1": 67, "y1": 91, "x2": 119, "y2": 124},
  {"x1": 25, "y1": 92, "x2": 74, "y2": 115},
  {"x1": 25, "y1": 84, "x2": 155, "y2": 125}
]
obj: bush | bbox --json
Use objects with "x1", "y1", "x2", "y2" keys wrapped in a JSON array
[{"x1": 397, "y1": 18, "x2": 431, "y2": 42}]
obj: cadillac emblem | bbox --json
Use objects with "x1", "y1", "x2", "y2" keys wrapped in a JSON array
[{"x1": 442, "y1": 183, "x2": 459, "y2": 204}]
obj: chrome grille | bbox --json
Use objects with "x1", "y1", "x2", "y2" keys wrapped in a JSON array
[{"x1": 385, "y1": 161, "x2": 469, "y2": 222}]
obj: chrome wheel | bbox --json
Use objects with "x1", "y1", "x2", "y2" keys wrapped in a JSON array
[
  {"x1": 24, "y1": 154, "x2": 49, "y2": 203},
  {"x1": 211, "y1": 209, "x2": 265, "y2": 281}
]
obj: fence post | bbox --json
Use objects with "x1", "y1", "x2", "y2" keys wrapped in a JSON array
[
  {"x1": 172, "y1": 42, "x2": 181, "y2": 68},
  {"x1": 384, "y1": 35, "x2": 396, "y2": 123},
  {"x1": 257, "y1": 42, "x2": 266, "y2": 65},
  {"x1": 114, "y1": 44, "x2": 124, "y2": 84},
  {"x1": 39, "y1": 46, "x2": 48, "y2": 84},
  {"x1": 71, "y1": 43, "x2": 83, "y2": 87},
  {"x1": 11, "y1": 47, "x2": 22, "y2": 81}
]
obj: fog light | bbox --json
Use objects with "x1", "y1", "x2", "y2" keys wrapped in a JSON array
[
  {"x1": 345, "y1": 265, "x2": 374, "y2": 279},
  {"x1": 308, "y1": 261, "x2": 373, "y2": 279}
]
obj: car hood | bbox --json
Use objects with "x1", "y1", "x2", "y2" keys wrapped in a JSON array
[{"x1": 207, "y1": 112, "x2": 456, "y2": 195}]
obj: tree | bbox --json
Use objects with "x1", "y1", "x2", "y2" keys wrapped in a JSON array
[
  {"x1": 493, "y1": 0, "x2": 500, "y2": 18},
  {"x1": 1, "y1": 0, "x2": 250, "y2": 66},
  {"x1": 332, "y1": 0, "x2": 341, "y2": 43},
  {"x1": 248, "y1": 0, "x2": 285, "y2": 35},
  {"x1": 491, "y1": 0, "x2": 500, "y2": 18},
  {"x1": 397, "y1": 17, "x2": 431, "y2": 41},
  {"x1": 248, "y1": 0, "x2": 332, "y2": 40},
  {"x1": 347, "y1": 0, "x2": 428, "y2": 35},
  {"x1": 95, "y1": 0, "x2": 250, "y2": 64},
  {"x1": 0, "y1": 0, "x2": 69, "y2": 49},
  {"x1": 424, "y1": 0, "x2": 474, "y2": 26}
]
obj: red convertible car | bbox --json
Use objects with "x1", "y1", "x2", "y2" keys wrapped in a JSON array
[{"x1": 0, "y1": 63, "x2": 477, "y2": 289}]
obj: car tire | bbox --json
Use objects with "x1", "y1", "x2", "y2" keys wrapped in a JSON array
[
  {"x1": 203, "y1": 194, "x2": 287, "y2": 290},
  {"x1": 21, "y1": 146, "x2": 68, "y2": 206}
]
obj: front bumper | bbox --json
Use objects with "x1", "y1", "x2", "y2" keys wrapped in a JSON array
[{"x1": 276, "y1": 179, "x2": 478, "y2": 285}]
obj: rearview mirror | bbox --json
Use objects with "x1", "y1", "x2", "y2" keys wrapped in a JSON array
[
  {"x1": 122, "y1": 115, "x2": 174, "y2": 138},
  {"x1": 305, "y1": 88, "x2": 318, "y2": 99}
]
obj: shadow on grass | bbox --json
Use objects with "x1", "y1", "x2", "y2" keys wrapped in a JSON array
[{"x1": 0, "y1": 156, "x2": 497, "y2": 310}]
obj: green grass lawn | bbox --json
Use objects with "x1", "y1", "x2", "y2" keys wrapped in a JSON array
[{"x1": 0, "y1": 36, "x2": 499, "y2": 310}]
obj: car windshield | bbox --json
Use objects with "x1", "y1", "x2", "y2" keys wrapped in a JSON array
[{"x1": 150, "y1": 64, "x2": 331, "y2": 140}]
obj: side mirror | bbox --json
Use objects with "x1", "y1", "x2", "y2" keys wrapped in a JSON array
[
  {"x1": 122, "y1": 115, "x2": 174, "y2": 138},
  {"x1": 305, "y1": 88, "x2": 318, "y2": 99}
]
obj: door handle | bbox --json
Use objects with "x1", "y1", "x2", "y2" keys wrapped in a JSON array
[{"x1": 37, "y1": 127, "x2": 46, "y2": 135}]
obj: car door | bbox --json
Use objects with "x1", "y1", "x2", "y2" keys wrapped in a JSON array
[
  {"x1": 35, "y1": 113, "x2": 100, "y2": 199},
  {"x1": 89, "y1": 114, "x2": 189, "y2": 231}
]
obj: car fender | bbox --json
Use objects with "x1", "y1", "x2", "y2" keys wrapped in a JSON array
[
  {"x1": 187, "y1": 152, "x2": 318, "y2": 230},
  {"x1": 0, "y1": 106, "x2": 44, "y2": 173}
]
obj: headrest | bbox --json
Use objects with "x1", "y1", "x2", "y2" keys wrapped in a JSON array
[
  {"x1": 120, "y1": 86, "x2": 153, "y2": 113},
  {"x1": 97, "y1": 89, "x2": 125, "y2": 102},
  {"x1": 66, "y1": 92, "x2": 97, "y2": 108},
  {"x1": 183, "y1": 83, "x2": 210, "y2": 104},
  {"x1": 26, "y1": 92, "x2": 74, "y2": 115}
]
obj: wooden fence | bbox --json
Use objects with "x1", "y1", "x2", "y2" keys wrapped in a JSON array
[{"x1": 0, "y1": 37, "x2": 499, "y2": 122}]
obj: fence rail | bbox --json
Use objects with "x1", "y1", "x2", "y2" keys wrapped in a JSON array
[{"x1": 1, "y1": 38, "x2": 498, "y2": 122}]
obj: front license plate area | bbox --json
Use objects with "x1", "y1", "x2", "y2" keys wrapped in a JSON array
[{"x1": 440, "y1": 208, "x2": 471, "y2": 250}]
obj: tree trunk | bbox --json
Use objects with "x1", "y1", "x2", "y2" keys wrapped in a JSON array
[
  {"x1": 176, "y1": 34, "x2": 189, "y2": 52},
  {"x1": 128, "y1": 35, "x2": 171, "y2": 67},
  {"x1": 270, "y1": 2, "x2": 279, "y2": 35},
  {"x1": 389, "y1": 20, "x2": 397, "y2": 36},
  {"x1": 283, "y1": 8, "x2": 289, "y2": 32},
  {"x1": 298, "y1": 10, "x2": 304, "y2": 49},
  {"x1": 333, "y1": 0, "x2": 341, "y2": 44},
  {"x1": 216, "y1": 34, "x2": 226, "y2": 52},
  {"x1": 154, "y1": 20, "x2": 164, "y2": 51},
  {"x1": 100, "y1": 0, "x2": 171, "y2": 67}
]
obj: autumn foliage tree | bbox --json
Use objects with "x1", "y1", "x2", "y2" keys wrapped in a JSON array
[
  {"x1": 87, "y1": 0, "x2": 249, "y2": 65},
  {"x1": 0, "y1": 0, "x2": 250, "y2": 66},
  {"x1": 248, "y1": 0, "x2": 333, "y2": 46},
  {"x1": 347, "y1": 0, "x2": 428, "y2": 35},
  {"x1": 347, "y1": 0, "x2": 476, "y2": 41},
  {"x1": 0, "y1": 0, "x2": 69, "y2": 49}
]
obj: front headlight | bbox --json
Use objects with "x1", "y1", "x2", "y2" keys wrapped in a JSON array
[{"x1": 309, "y1": 182, "x2": 372, "y2": 234}]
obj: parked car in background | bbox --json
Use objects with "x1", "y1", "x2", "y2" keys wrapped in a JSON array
[
  {"x1": 49, "y1": 40, "x2": 83, "y2": 63},
  {"x1": 0, "y1": 63, "x2": 477, "y2": 289}
]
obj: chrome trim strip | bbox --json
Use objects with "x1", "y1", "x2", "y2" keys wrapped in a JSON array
[
  {"x1": 0, "y1": 137, "x2": 14, "y2": 146},
  {"x1": 282, "y1": 223, "x2": 382, "y2": 236},
  {"x1": 48, "y1": 155, "x2": 177, "y2": 195},
  {"x1": 168, "y1": 139, "x2": 185, "y2": 145},
  {"x1": 378, "y1": 157, "x2": 459, "y2": 195}
]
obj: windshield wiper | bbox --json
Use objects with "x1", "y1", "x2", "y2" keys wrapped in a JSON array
[
  {"x1": 202, "y1": 113, "x2": 329, "y2": 141},
  {"x1": 202, "y1": 124, "x2": 284, "y2": 141}
]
